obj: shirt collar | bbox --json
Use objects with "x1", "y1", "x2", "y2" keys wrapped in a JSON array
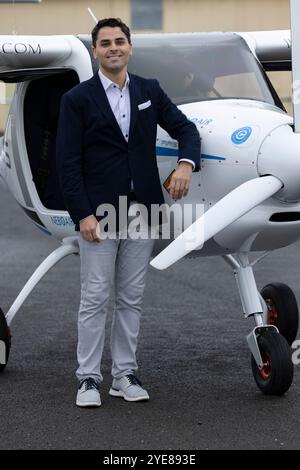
[{"x1": 98, "y1": 69, "x2": 130, "y2": 92}]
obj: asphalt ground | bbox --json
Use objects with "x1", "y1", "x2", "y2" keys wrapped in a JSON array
[{"x1": 0, "y1": 185, "x2": 300, "y2": 450}]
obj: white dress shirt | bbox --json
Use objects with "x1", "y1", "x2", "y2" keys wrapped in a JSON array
[{"x1": 98, "y1": 69, "x2": 131, "y2": 142}]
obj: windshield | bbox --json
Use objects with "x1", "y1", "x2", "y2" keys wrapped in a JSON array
[
  {"x1": 128, "y1": 33, "x2": 279, "y2": 107},
  {"x1": 78, "y1": 32, "x2": 281, "y2": 108}
]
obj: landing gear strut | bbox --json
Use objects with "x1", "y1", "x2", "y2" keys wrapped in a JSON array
[
  {"x1": 0, "y1": 237, "x2": 79, "y2": 373},
  {"x1": 224, "y1": 252, "x2": 297, "y2": 396}
]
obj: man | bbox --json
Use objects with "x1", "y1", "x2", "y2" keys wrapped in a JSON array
[{"x1": 56, "y1": 18, "x2": 201, "y2": 407}]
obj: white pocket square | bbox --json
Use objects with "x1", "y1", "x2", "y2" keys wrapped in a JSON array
[{"x1": 138, "y1": 100, "x2": 151, "y2": 111}]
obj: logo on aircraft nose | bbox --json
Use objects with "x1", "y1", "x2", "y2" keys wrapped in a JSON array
[{"x1": 231, "y1": 126, "x2": 252, "y2": 144}]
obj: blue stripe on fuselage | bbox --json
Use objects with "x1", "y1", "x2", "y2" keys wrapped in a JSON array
[{"x1": 156, "y1": 146, "x2": 226, "y2": 161}]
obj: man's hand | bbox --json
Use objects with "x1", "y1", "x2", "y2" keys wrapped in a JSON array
[
  {"x1": 80, "y1": 215, "x2": 101, "y2": 242},
  {"x1": 168, "y1": 162, "x2": 193, "y2": 200}
]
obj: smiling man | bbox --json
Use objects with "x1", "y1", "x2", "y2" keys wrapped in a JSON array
[{"x1": 56, "y1": 18, "x2": 201, "y2": 408}]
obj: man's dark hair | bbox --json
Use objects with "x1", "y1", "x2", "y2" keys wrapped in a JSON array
[{"x1": 92, "y1": 18, "x2": 131, "y2": 47}]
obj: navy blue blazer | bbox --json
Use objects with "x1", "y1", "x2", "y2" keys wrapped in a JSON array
[{"x1": 56, "y1": 72, "x2": 201, "y2": 230}]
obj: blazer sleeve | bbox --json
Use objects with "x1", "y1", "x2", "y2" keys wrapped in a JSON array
[
  {"x1": 154, "y1": 80, "x2": 201, "y2": 171},
  {"x1": 56, "y1": 92, "x2": 93, "y2": 224}
]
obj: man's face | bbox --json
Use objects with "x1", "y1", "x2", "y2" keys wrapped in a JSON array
[{"x1": 92, "y1": 26, "x2": 132, "y2": 74}]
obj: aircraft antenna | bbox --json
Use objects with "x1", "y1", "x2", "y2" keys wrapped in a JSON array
[
  {"x1": 290, "y1": 0, "x2": 300, "y2": 133},
  {"x1": 88, "y1": 7, "x2": 98, "y2": 25}
]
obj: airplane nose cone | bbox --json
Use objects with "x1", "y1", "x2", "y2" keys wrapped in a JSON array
[{"x1": 258, "y1": 124, "x2": 300, "y2": 202}]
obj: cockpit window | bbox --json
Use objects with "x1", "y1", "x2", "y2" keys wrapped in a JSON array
[
  {"x1": 129, "y1": 33, "x2": 279, "y2": 106},
  {"x1": 78, "y1": 32, "x2": 281, "y2": 108}
]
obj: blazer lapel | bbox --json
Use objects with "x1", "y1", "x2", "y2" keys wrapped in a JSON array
[{"x1": 88, "y1": 73, "x2": 126, "y2": 142}]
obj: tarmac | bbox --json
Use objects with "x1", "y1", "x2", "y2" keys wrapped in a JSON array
[{"x1": 0, "y1": 184, "x2": 299, "y2": 450}]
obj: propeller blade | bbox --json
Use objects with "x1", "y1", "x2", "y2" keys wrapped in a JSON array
[
  {"x1": 150, "y1": 176, "x2": 283, "y2": 270},
  {"x1": 291, "y1": 0, "x2": 300, "y2": 133}
]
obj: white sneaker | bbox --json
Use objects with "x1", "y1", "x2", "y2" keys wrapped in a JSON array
[
  {"x1": 76, "y1": 378, "x2": 101, "y2": 407},
  {"x1": 109, "y1": 374, "x2": 149, "y2": 402}
]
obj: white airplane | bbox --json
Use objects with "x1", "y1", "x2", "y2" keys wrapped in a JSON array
[{"x1": 0, "y1": 1, "x2": 299, "y2": 396}]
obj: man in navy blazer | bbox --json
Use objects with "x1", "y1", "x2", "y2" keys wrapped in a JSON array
[{"x1": 56, "y1": 18, "x2": 201, "y2": 407}]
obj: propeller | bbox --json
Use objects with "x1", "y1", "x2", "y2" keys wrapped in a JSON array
[
  {"x1": 291, "y1": 0, "x2": 300, "y2": 133},
  {"x1": 150, "y1": 176, "x2": 283, "y2": 270}
]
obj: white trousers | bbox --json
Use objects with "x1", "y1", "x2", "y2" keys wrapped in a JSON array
[{"x1": 76, "y1": 233, "x2": 155, "y2": 383}]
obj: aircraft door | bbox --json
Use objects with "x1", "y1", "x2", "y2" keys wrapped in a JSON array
[{"x1": 23, "y1": 71, "x2": 79, "y2": 210}]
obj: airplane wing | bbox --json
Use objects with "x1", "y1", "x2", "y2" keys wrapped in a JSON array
[
  {"x1": 0, "y1": 30, "x2": 292, "y2": 79},
  {"x1": 238, "y1": 30, "x2": 291, "y2": 71},
  {"x1": 0, "y1": 35, "x2": 92, "y2": 82}
]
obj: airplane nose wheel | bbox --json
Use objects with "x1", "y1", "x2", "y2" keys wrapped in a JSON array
[
  {"x1": 251, "y1": 331, "x2": 293, "y2": 395},
  {"x1": 0, "y1": 308, "x2": 11, "y2": 373},
  {"x1": 261, "y1": 283, "x2": 299, "y2": 345}
]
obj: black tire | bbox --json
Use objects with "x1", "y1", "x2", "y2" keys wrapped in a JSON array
[
  {"x1": 0, "y1": 308, "x2": 11, "y2": 373},
  {"x1": 261, "y1": 283, "x2": 299, "y2": 345},
  {"x1": 251, "y1": 331, "x2": 293, "y2": 396}
]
